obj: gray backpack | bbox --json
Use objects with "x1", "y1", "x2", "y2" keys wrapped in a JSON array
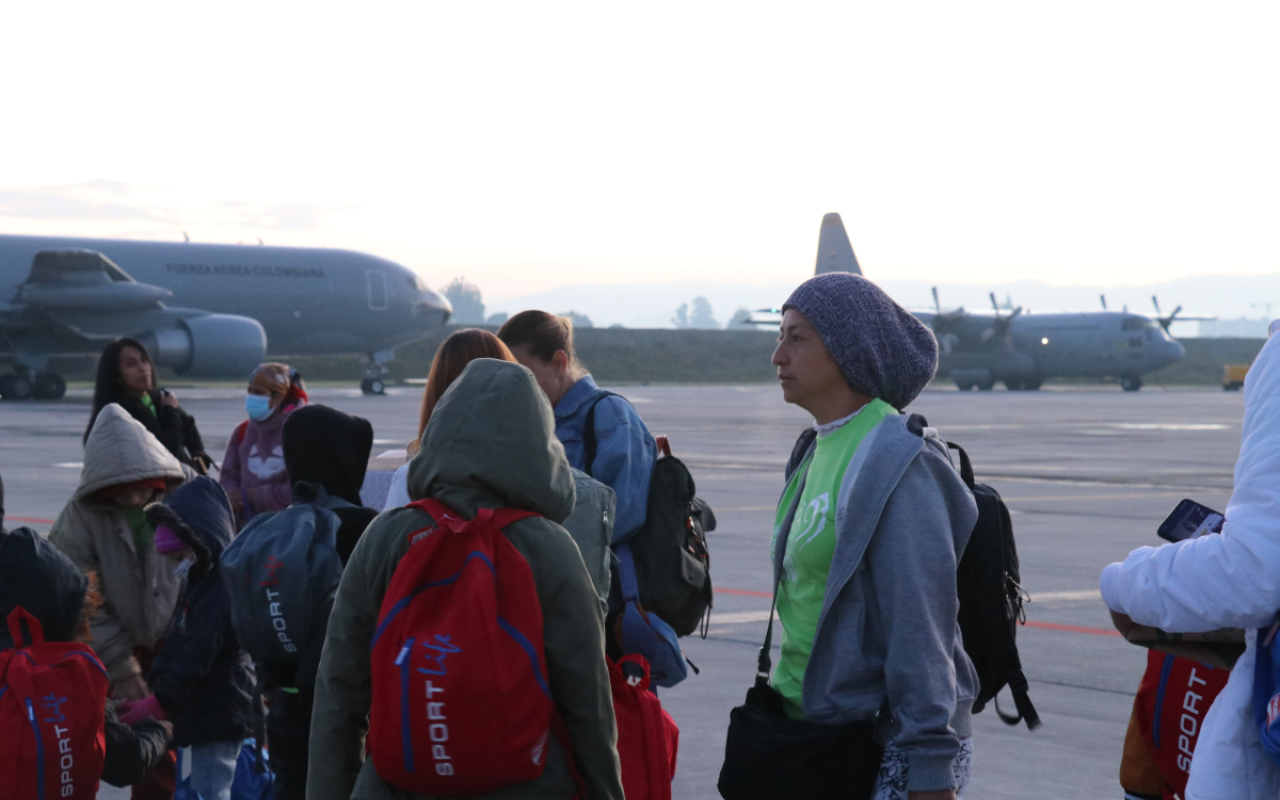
[
  {"x1": 562, "y1": 468, "x2": 615, "y2": 613},
  {"x1": 219, "y1": 487, "x2": 349, "y2": 668}
]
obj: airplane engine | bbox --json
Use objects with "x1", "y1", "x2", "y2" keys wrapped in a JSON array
[{"x1": 139, "y1": 314, "x2": 267, "y2": 379}]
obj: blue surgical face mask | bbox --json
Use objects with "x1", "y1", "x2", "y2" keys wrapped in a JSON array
[
  {"x1": 246, "y1": 393, "x2": 273, "y2": 422},
  {"x1": 173, "y1": 556, "x2": 196, "y2": 581}
]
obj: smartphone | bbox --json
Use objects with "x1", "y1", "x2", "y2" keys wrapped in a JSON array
[{"x1": 1158, "y1": 499, "x2": 1224, "y2": 543}]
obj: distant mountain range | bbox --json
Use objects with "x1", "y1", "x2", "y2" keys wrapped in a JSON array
[{"x1": 486, "y1": 273, "x2": 1280, "y2": 335}]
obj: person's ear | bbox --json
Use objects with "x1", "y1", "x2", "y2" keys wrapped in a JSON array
[{"x1": 554, "y1": 350, "x2": 570, "y2": 375}]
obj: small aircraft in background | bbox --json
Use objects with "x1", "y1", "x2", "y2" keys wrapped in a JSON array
[{"x1": 758, "y1": 213, "x2": 1213, "y2": 391}]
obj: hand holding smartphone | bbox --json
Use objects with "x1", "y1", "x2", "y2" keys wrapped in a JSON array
[{"x1": 1158, "y1": 498, "x2": 1224, "y2": 543}]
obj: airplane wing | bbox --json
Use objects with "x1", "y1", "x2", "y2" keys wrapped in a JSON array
[{"x1": 10, "y1": 250, "x2": 172, "y2": 311}]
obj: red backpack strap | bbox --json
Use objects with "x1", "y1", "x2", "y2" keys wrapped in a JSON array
[
  {"x1": 404, "y1": 499, "x2": 541, "y2": 535},
  {"x1": 232, "y1": 420, "x2": 249, "y2": 447},
  {"x1": 6, "y1": 606, "x2": 44, "y2": 648}
]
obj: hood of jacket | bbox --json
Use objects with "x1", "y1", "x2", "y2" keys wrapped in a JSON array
[
  {"x1": 77, "y1": 404, "x2": 186, "y2": 502},
  {"x1": 144, "y1": 476, "x2": 235, "y2": 585},
  {"x1": 407, "y1": 358, "x2": 576, "y2": 523},
  {"x1": 0, "y1": 526, "x2": 89, "y2": 647},
  {"x1": 283, "y1": 404, "x2": 374, "y2": 506}
]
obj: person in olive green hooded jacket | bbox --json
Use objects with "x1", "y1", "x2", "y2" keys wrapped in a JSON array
[{"x1": 308, "y1": 358, "x2": 624, "y2": 800}]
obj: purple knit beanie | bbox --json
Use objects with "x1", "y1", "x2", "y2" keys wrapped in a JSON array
[
  {"x1": 153, "y1": 523, "x2": 186, "y2": 554},
  {"x1": 782, "y1": 273, "x2": 938, "y2": 410}
]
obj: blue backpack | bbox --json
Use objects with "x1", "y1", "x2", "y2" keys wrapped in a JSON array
[{"x1": 219, "y1": 487, "x2": 349, "y2": 674}]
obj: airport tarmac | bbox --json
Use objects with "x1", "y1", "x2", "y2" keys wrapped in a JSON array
[{"x1": 0, "y1": 383, "x2": 1246, "y2": 799}]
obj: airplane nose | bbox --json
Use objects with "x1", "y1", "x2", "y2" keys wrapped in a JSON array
[
  {"x1": 1162, "y1": 339, "x2": 1186, "y2": 367},
  {"x1": 414, "y1": 288, "x2": 452, "y2": 325}
]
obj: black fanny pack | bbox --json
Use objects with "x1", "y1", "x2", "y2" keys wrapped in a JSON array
[
  {"x1": 718, "y1": 675, "x2": 882, "y2": 799},
  {"x1": 717, "y1": 459, "x2": 883, "y2": 800}
]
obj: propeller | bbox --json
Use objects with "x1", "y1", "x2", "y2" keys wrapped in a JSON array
[
  {"x1": 979, "y1": 292, "x2": 1022, "y2": 344},
  {"x1": 1152, "y1": 295, "x2": 1182, "y2": 332}
]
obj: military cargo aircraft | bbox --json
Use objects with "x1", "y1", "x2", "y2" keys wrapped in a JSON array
[
  {"x1": 0, "y1": 234, "x2": 452, "y2": 399},
  {"x1": 773, "y1": 213, "x2": 1200, "y2": 391}
]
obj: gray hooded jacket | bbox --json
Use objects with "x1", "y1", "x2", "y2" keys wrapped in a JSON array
[
  {"x1": 782, "y1": 414, "x2": 979, "y2": 794},
  {"x1": 309, "y1": 359, "x2": 623, "y2": 800}
]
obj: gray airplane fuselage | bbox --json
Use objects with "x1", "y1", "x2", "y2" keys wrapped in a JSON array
[
  {"x1": 915, "y1": 308, "x2": 1186, "y2": 386},
  {"x1": 0, "y1": 234, "x2": 450, "y2": 359}
]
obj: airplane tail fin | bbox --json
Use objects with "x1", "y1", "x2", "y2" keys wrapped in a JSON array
[{"x1": 814, "y1": 212, "x2": 862, "y2": 276}]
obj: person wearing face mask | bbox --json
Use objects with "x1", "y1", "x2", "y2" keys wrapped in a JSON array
[
  {"x1": 86, "y1": 337, "x2": 212, "y2": 474},
  {"x1": 114, "y1": 476, "x2": 255, "y2": 800},
  {"x1": 220, "y1": 362, "x2": 308, "y2": 529}
]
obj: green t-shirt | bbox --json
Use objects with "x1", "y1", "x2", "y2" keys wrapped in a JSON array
[
  {"x1": 139, "y1": 393, "x2": 157, "y2": 416},
  {"x1": 770, "y1": 398, "x2": 897, "y2": 719}
]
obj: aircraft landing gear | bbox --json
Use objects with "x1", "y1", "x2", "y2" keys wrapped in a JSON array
[
  {"x1": 1005, "y1": 379, "x2": 1024, "y2": 391},
  {"x1": 977, "y1": 378, "x2": 996, "y2": 391},
  {"x1": 35, "y1": 372, "x2": 67, "y2": 399},
  {"x1": 1121, "y1": 377, "x2": 1143, "y2": 392},
  {"x1": 0, "y1": 369, "x2": 65, "y2": 400},
  {"x1": 1023, "y1": 379, "x2": 1043, "y2": 391},
  {"x1": 360, "y1": 349, "x2": 395, "y2": 395}
]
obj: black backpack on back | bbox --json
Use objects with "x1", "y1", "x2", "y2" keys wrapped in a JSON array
[
  {"x1": 585, "y1": 393, "x2": 715, "y2": 637},
  {"x1": 786, "y1": 419, "x2": 1040, "y2": 730},
  {"x1": 942, "y1": 437, "x2": 1040, "y2": 730}
]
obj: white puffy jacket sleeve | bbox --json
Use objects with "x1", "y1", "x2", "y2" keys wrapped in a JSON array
[{"x1": 1101, "y1": 332, "x2": 1280, "y2": 633}]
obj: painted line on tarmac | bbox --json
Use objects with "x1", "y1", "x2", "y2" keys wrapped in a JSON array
[
  {"x1": 715, "y1": 587, "x2": 772, "y2": 598},
  {"x1": 707, "y1": 609, "x2": 1122, "y2": 639},
  {"x1": 716, "y1": 586, "x2": 1103, "y2": 603},
  {"x1": 5, "y1": 516, "x2": 55, "y2": 525},
  {"x1": 1023, "y1": 620, "x2": 1121, "y2": 637},
  {"x1": 1030, "y1": 590, "x2": 1103, "y2": 602}
]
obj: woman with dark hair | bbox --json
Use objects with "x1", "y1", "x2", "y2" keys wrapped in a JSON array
[
  {"x1": 498, "y1": 310, "x2": 657, "y2": 543},
  {"x1": 85, "y1": 337, "x2": 211, "y2": 473},
  {"x1": 219, "y1": 362, "x2": 308, "y2": 529},
  {"x1": 382, "y1": 329, "x2": 516, "y2": 509}
]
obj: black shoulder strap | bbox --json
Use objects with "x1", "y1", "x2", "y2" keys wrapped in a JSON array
[
  {"x1": 582, "y1": 391, "x2": 621, "y2": 477},
  {"x1": 756, "y1": 459, "x2": 811, "y2": 679},
  {"x1": 945, "y1": 441, "x2": 977, "y2": 489},
  {"x1": 785, "y1": 428, "x2": 817, "y2": 481}
]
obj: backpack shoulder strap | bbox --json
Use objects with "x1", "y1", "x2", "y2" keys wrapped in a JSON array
[
  {"x1": 6, "y1": 607, "x2": 43, "y2": 648},
  {"x1": 615, "y1": 541, "x2": 641, "y2": 602},
  {"x1": 582, "y1": 391, "x2": 623, "y2": 477},
  {"x1": 785, "y1": 428, "x2": 817, "y2": 481},
  {"x1": 945, "y1": 441, "x2": 977, "y2": 489},
  {"x1": 405, "y1": 499, "x2": 540, "y2": 535}
]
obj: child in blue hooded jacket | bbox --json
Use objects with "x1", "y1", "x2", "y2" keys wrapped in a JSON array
[{"x1": 117, "y1": 476, "x2": 255, "y2": 800}]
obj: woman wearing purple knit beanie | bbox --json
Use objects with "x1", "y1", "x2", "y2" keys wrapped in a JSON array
[{"x1": 736, "y1": 273, "x2": 979, "y2": 800}]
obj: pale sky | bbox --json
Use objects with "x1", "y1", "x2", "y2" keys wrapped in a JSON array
[{"x1": 1, "y1": 2, "x2": 1276, "y2": 301}]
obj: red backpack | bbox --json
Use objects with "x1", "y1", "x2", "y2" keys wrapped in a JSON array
[
  {"x1": 0, "y1": 607, "x2": 109, "y2": 800},
  {"x1": 1132, "y1": 649, "x2": 1231, "y2": 798},
  {"x1": 610, "y1": 654, "x2": 679, "y2": 800},
  {"x1": 368, "y1": 499, "x2": 575, "y2": 796}
]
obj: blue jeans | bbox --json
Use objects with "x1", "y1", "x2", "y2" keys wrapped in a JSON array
[{"x1": 185, "y1": 741, "x2": 241, "y2": 800}]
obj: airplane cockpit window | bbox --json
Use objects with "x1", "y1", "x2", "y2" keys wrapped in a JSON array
[
  {"x1": 1121, "y1": 317, "x2": 1154, "y2": 331},
  {"x1": 404, "y1": 272, "x2": 429, "y2": 292}
]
